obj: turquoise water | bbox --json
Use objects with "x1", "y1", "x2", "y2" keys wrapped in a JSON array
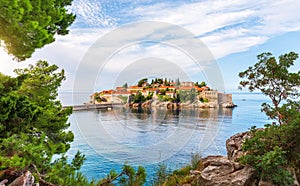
[{"x1": 62, "y1": 92, "x2": 270, "y2": 183}]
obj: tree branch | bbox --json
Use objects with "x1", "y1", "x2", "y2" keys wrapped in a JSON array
[{"x1": 30, "y1": 164, "x2": 56, "y2": 186}]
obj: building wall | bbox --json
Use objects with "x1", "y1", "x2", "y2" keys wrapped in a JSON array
[
  {"x1": 90, "y1": 95, "x2": 95, "y2": 104},
  {"x1": 200, "y1": 90, "x2": 218, "y2": 103},
  {"x1": 180, "y1": 82, "x2": 194, "y2": 87},
  {"x1": 218, "y1": 93, "x2": 232, "y2": 104}
]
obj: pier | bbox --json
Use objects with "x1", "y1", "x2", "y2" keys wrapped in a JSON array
[{"x1": 63, "y1": 103, "x2": 123, "y2": 111}]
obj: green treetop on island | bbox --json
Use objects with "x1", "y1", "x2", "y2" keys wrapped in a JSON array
[{"x1": 0, "y1": 0, "x2": 76, "y2": 61}]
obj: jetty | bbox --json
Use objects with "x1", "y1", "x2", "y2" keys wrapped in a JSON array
[{"x1": 63, "y1": 103, "x2": 123, "y2": 111}]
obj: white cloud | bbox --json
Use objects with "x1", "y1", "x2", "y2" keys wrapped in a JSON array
[
  {"x1": 120, "y1": 0, "x2": 300, "y2": 59},
  {"x1": 2, "y1": 0, "x2": 300, "y2": 92},
  {"x1": 70, "y1": 0, "x2": 118, "y2": 27}
]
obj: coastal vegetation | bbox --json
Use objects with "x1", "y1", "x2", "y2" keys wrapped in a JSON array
[
  {"x1": 152, "y1": 153, "x2": 202, "y2": 185},
  {"x1": 0, "y1": 61, "x2": 87, "y2": 185},
  {"x1": 239, "y1": 52, "x2": 300, "y2": 185}
]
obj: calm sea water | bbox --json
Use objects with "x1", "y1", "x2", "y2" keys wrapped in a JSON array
[{"x1": 59, "y1": 92, "x2": 270, "y2": 183}]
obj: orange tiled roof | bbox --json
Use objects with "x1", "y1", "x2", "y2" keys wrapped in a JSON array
[
  {"x1": 159, "y1": 86, "x2": 175, "y2": 89},
  {"x1": 146, "y1": 88, "x2": 158, "y2": 91},
  {"x1": 179, "y1": 86, "x2": 194, "y2": 90},
  {"x1": 115, "y1": 91, "x2": 131, "y2": 95},
  {"x1": 128, "y1": 86, "x2": 142, "y2": 89},
  {"x1": 116, "y1": 87, "x2": 126, "y2": 90},
  {"x1": 100, "y1": 90, "x2": 115, "y2": 94}
]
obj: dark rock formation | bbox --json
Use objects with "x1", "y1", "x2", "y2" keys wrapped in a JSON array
[
  {"x1": 197, "y1": 156, "x2": 256, "y2": 186},
  {"x1": 226, "y1": 131, "x2": 251, "y2": 161}
]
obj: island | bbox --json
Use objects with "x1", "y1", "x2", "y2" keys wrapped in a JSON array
[{"x1": 88, "y1": 78, "x2": 236, "y2": 109}]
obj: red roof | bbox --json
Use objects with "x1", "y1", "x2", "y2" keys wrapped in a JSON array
[
  {"x1": 146, "y1": 88, "x2": 158, "y2": 91},
  {"x1": 101, "y1": 90, "x2": 115, "y2": 94},
  {"x1": 116, "y1": 87, "x2": 126, "y2": 90},
  {"x1": 115, "y1": 91, "x2": 131, "y2": 95},
  {"x1": 179, "y1": 86, "x2": 194, "y2": 90},
  {"x1": 128, "y1": 86, "x2": 142, "y2": 89},
  {"x1": 159, "y1": 86, "x2": 175, "y2": 89}
]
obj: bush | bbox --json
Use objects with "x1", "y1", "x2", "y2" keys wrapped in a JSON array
[
  {"x1": 152, "y1": 153, "x2": 202, "y2": 185},
  {"x1": 240, "y1": 125, "x2": 297, "y2": 185},
  {"x1": 158, "y1": 95, "x2": 174, "y2": 102},
  {"x1": 132, "y1": 92, "x2": 146, "y2": 103},
  {"x1": 178, "y1": 89, "x2": 197, "y2": 103},
  {"x1": 199, "y1": 97, "x2": 209, "y2": 103}
]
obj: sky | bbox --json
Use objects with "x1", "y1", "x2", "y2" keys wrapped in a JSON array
[{"x1": 1, "y1": 0, "x2": 300, "y2": 94}]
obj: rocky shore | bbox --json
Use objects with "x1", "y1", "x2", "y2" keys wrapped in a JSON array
[
  {"x1": 128, "y1": 100, "x2": 236, "y2": 109},
  {"x1": 189, "y1": 131, "x2": 299, "y2": 186}
]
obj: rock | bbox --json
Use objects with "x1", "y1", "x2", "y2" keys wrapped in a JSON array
[
  {"x1": 142, "y1": 100, "x2": 152, "y2": 108},
  {"x1": 290, "y1": 167, "x2": 300, "y2": 186},
  {"x1": 190, "y1": 170, "x2": 201, "y2": 175},
  {"x1": 222, "y1": 102, "x2": 237, "y2": 108},
  {"x1": 0, "y1": 179, "x2": 8, "y2": 186},
  {"x1": 226, "y1": 131, "x2": 251, "y2": 161},
  {"x1": 9, "y1": 171, "x2": 35, "y2": 186},
  {"x1": 198, "y1": 156, "x2": 256, "y2": 186},
  {"x1": 258, "y1": 180, "x2": 276, "y2": 186},
  {"x1": 131, "y1": 103, "x2": 141, "y2": 108},
  {"x1": 165, "y1": 101, "x2": 173, "y2": 109}
]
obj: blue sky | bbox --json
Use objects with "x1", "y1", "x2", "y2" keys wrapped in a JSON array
[{"x1": 1, "y1": 0, "x2": 300, "y2": 93}]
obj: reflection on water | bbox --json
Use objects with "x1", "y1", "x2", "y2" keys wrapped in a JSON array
[{"x1": 72, "y1": 107, "x2": 233, "y2": 167}]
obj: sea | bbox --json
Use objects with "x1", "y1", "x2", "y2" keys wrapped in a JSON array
[{"x1": 58, "y1": 92, "x2": 270, "y2": 184}]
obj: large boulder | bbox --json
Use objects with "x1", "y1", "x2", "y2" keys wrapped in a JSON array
[
  {"x1": 197, "y1": 156, "x2": 257, "y2": 186},
  {"x1": 226, "y1": 131, "x2": 251, "y2": 161}
]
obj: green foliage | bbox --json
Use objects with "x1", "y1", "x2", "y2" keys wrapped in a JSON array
[
  {"x1": 145, "y1": 92, "x2": 153, "y2": 100},
  {"x1": 159, "y1": 89, "x2": 166, "y2": 95},
  {"x1": 239, "y1": 52, "x2": 300, "y2": 125},
  {"x1": 152, "y1": 153, "x2": 202, "y2": 185},
  {"x1": 153, "y1": 78, "x2": 163, "y2": 85},
  {"x1": 98, "y1": 164, "x2": 146, "y2": 186},
  {"x1": 199, "y1": 81, "x2": 206, "y2": 87},
  {"x1": 95, "y1": 93, "x2": 107, "y2": 102},
  {"x1": 195, "y1": 81, "x2": 206, "y2": 88},
  {"x1": 45, "y1": 152, "x2": 94, "y2": 185},
  {"x1": 152, "y1": 164, "x2": 170, "y2": 186},
  {"x1": 137, "y1": 78, "x2": 148, "y2": 87},
  {"x1": 0, "y1": 61, "x2": 93, "y2": 185},
  {"x1": 239, "y1": 51, "x2": 300, "y2": 185},
  {"x1": 132, "y1": 92, "x2": 146, "y2": 103},
  {"x1": 122, "y1": 83, "x2": 128, "y2": 89},
  {"x1": 0, "y1": 0, "x2": 76, "y2": 61},
  {"x1": 240, "y1": 124, "x2": 298, "y2": 185},
  {"x1": 157, "y1": 95, "x2": 173, "y2": 102},
  {"x1": 199, "y1": 97, "x2": 209, "y2": 103},
  {"x1": 178, "y1": 89, "x2": 197, "y2": 103}
]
